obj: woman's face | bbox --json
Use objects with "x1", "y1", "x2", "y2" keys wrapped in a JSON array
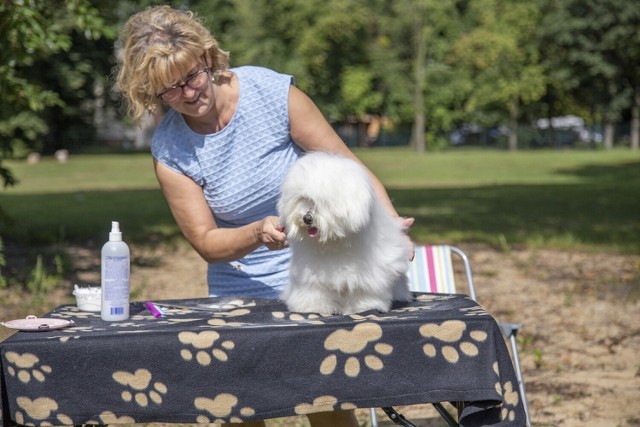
[{"x1": 157, "y1": 60, "x2": 214, "y2": 117}]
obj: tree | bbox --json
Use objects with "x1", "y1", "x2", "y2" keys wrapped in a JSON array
[
  {"x1": 539, "y1": 0, "x2": 640, "y2": 150},
  {"x1": 0, "y1": 0, "x2": 115, "y2": 187},
  {"x1": 196, "y1": 0, "x2": 380, "y2": 138},
  {"x1": 196, "y1": 1, "x2": 382, "y2": 126},
  {"x1": 370, "y1": 0, "x2": 466, "y2": 153},
  {"x1": 194, "y1": 0, "x2": 305, "y2": 74},
  {"x1": 453, "y1": 0, "x2": 546, "y2": 150},
  {"x1": 294, "y1": 0, "x2": 372, "y2": 118},
  {"x1": 339, "y1": 66, "x2": 383, "y2": 119}
]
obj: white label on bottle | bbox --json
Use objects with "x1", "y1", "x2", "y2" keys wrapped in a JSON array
[{"x1": 103, "y1": 255, "x2": 129, "y2": 301}]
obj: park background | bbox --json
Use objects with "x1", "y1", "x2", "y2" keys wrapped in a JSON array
[{"x1": 0, "y1": 1, "x2": 639, "y2": 426}]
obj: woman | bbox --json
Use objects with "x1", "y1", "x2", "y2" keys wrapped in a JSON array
[{"x1": 116, "y1": 5, "x2": 412, "y2": 427}]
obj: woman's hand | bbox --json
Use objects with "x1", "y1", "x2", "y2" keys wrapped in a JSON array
[
  {"x1": 257, "y1": 216, "x2": 289, "y2": 251},
  {"x1": 399, "y1": 217, "x2": 415, "y2": 261}
]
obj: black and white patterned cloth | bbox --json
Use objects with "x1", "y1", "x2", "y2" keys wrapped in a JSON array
[{"x1": 1, "y1": 293, "x2": 526, "y2": 426}]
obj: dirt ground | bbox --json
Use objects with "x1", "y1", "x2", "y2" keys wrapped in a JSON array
[{"x1": 2, "y1": 242, "x2": 639, "y2": 427}]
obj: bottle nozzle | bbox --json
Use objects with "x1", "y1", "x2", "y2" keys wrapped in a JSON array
[{"x1": 109, "y1": 221, "x2": 123, "y2": 241}]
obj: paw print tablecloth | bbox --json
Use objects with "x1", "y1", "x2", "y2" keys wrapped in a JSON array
[{"x1": 1, "y1": 293, "x2": 526, "y2": 426}]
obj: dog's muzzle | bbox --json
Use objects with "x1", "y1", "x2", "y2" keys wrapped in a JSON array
[
  {"x1": 303, "y1": 211, "x2": 319, "y2": 238},
  {"x1": 303, "y1": 212, "x2": 314, "y2": 225}
]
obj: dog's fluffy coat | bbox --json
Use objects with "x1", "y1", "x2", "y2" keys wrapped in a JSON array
[{"x1": 278, "y1": 152, "x2": 411, "y2": 314}]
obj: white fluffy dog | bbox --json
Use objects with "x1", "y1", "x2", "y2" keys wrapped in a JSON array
[{"x1": 278, "y1": 152, "x2": 412, "y2": 315}]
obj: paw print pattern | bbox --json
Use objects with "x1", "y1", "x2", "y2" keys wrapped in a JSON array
[
  {"x1": 179, "y1": 331, "x2": 235, "y2": 366},
  {"x1": 349, "y1": 312, "x2": 407, "y2": 322},
  {"x1": 167, "y1": 316, "x2": 206, "y2": 324},
  {"x1": 203, "y1": 299, "x2": 257, "y2": 317},
  {"x1": 294, "y1": 395, "x2": 340, "y2": 414},
  {"x1": 272, "y1": 311, "x2": 327, "y2": 324},
  {"x1": 194, "y1": 393, "x2": 256, "y2": 424},
  {"x1": 493, "y1": 362, "x2": 520, "y2": 422},
  {"x1": 80, "y1": 411, "x2": 136, "y2": 425},
  {"x1": 131, "y1": 313, "x2": 160, "y2": 321},
  {"x1": 166, "y1": 299, "x2": 255, "y2": 317},
  {"x1": 207, "y1": 318, "x2": 248, "y2": 327},
  {"x1": 111, "y1": 321, "x2": 145, "y2": 329},
  {"x1": 97, "y1": 411, "x2": 136, "y2": 424},
  {"x1": 420, "y1": 320, "x2": 488, "y2": 363},
  {"x1": 214, "y1": 308, "x2": 252, "y2": 317},
  {"x1": 214, "y1": 299, "x2": 257, "y2": 310},
  {"x1": 320, "y1": 322, "x2": 393, "y2": 377},
  {"x1": 4, "y1": 351, "x2": 52, "y2": 383},
  {"x1": 415, "y1": 294, "x2": 455, "y2": 303},
  {"x1": 499, "y1": 381, "x2": 520, "y2": 422},
  {"x1": 15, "y1": 397, "x2": 73, "y2": 425},
  {"x1": 460, "y1": 306, "x2": 488, "y2": 316},
  {"x1": 112, "y1": 368, "x2": 167, "y2": 407},
  {"x1": 53, "y1": 307, "x2": 97, "y2": 319},
  {"x1": 292, "y1": 395, "x2": 358, "y2": 415},
  {"x1": 52, "y1": 310, "x2": 106, "y2": 334},
  {"x1": 55, "y1": 321, "x2": 104, "y2": 336},
  {"x1": 395, "y1": 305, "x2": 430, "y2": 315}
]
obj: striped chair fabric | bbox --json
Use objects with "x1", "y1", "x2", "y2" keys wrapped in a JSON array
[
  {"x1": 408, "y1": 245, "x2": 457, "y2": 294},
  {"x1": 407, "y1": 245, "x2": 477, "y2": 301}
]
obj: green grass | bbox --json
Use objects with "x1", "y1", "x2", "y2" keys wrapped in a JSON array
[
  {"x1": 0, "y1": 153, "x2": 175, "y2": 244},
  {"x1": 1, "y1": 149, "x2": 639, "y2": 253},
  {"x1": 356, "y1": 148, "x2": 639, "y2": 187},
  {"x1": 355, "y1": 148, "x2": 640, "y2": 252}
]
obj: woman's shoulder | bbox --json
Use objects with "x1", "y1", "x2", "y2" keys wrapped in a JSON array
[
  {"x1": 151, "y1": 109, "x2": 192, "y2": 156},
  {"x1": 150, "y1": 109, "x2": 203, "y2": 179},
  {"x1": 152, "y1": 109, "x2": 184, "y2": 142},
  {"x1": 232, "y1": 66, "x2": 294, "y2": 85}
]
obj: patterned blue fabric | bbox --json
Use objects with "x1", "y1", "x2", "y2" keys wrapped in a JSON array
[{"x1": 151, "y1": 66, "x2": 302, "y2": 298}]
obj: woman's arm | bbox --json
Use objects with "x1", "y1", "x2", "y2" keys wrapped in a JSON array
[{"x1": 154, "y1": 159, "x2": 287, "y2": 263}]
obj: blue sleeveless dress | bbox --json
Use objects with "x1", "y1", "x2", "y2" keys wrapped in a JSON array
[{"x1": 151, "y1": 66, "x2": 302, "y2": 298}]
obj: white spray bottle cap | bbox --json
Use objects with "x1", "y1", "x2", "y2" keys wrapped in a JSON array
[{"x1": 109, "y1": 221, "x2": 122, "y2": 241}]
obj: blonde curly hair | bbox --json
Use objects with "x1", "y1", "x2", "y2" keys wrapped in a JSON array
[{"x1": 115, "y1": 5, "x2": 230, "y2": 123}]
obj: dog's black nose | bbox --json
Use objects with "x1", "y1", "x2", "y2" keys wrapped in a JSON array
[{"x1": 303, "y1": 212, "x2": 314, "y2": 225}]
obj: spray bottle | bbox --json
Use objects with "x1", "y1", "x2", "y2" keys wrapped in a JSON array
[{"x1": 101, "y1": 221, "x2": 130, "y2": 321}]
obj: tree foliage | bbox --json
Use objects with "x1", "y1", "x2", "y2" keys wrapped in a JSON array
[
  {"x1": 538, "y1": 0, "x2": 640, "y2": 149},
  {"x1": 0, "y1": 0, "x2": 116, "y2": 187},
  {"x1": 452, "y1": 0, "x2": 546, "y2": 149},
  {"x1": 0, "y1": 0, "x2": 638, "y2": 181}
]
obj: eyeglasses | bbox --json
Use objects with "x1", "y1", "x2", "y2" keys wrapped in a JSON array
[{"x1": 157, "y1": 67, "x2": 210, "y2": 102}]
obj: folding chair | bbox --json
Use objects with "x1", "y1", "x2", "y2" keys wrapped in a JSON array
[{"x1": 370, "y1": 245, "x2": 531, "y2": 427}]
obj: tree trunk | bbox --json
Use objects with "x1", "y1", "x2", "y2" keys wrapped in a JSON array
[
  {"x1": 547, "y1": 115, "x2": 557, "y2": 148},
  {"x1": 413, "y1": 103, "x2": 425, "y2": 153},
  {"x1": 413, "y1": 14, "x2": 426, "y2": 154},
  {"x1": 631, "y1": 88, "x2": 639, "y2": 151},
  {"x1": 603, "y1": 122, "x2": 615, "y2": 150},
  {"x1": 508, "y1": 97, "x2": 519, "y2": 151}
]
